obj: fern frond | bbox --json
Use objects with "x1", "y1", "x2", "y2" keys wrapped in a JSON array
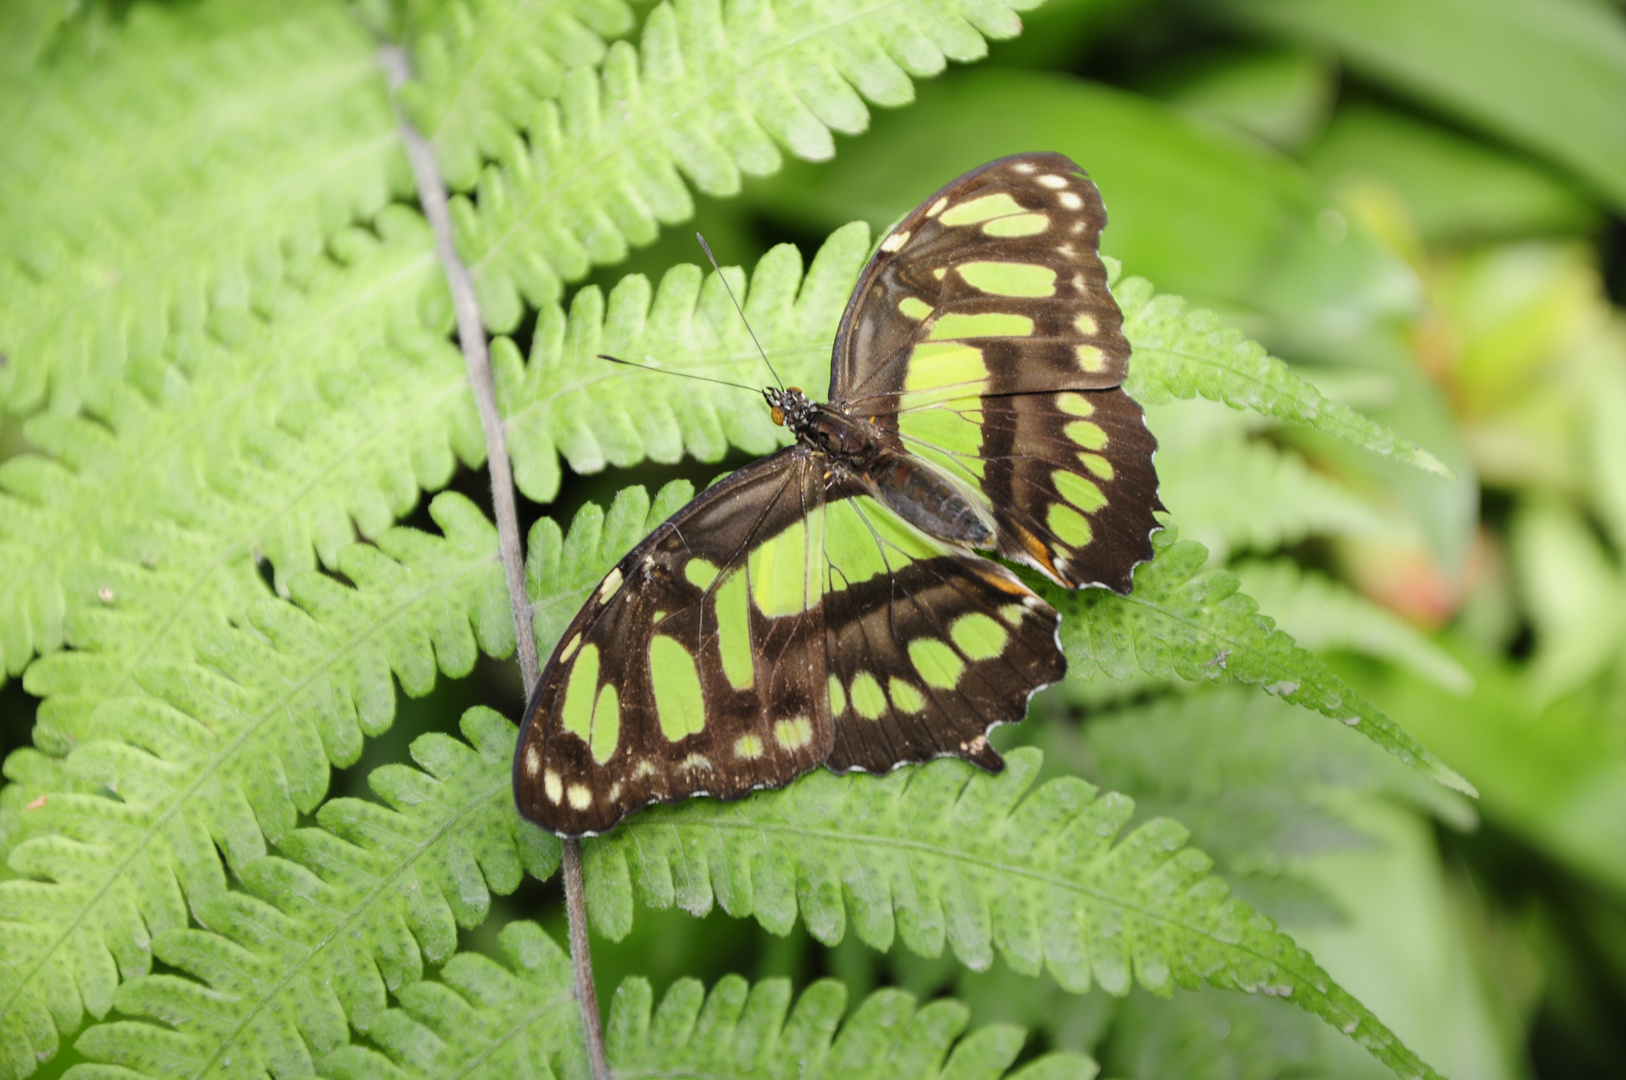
[
  {"x1": 1114, "y1": 267, "x2": 1450, "y2": 477},
  {"x1": 1050, "y1": 531, "x2": 1474, "y2": 796},
  {"x1": 606, "y1": 974, "x2": 1095, "y2": 1080},
  {"x1": 1081, "y1": 688, "x2": 1475, "y2": 872},
  {"x1": 452, "y1": 0, "x2": 1039, "y2": 330},
  {"x1": 66, "y1": 712, "x2": 559, "y2": 1080},
  {"x1": 0, "y1": 210, "x2": 463, "y2": 718},
  {"x1": 496, "y1": 226, "x2": 869, "y2": 500},
  {"x1": 0, "y1": 0, "x2": 406, "y2": 414},
  {"x1": 582, "y1": 748, "x2": 1440, "y2": 1080},
  {"x1": 1231, "y1": 559, "x2": 1472, "y2": 693},
  {"x1": 397, "y1": 0, "x2": 637, "y2": 191},
  {"x1": 0, "y1": 494, "x2": 506, "y2": 1073},
  {"x1": 1156, "y1": 422, "x2": 1400, "y2": 564},
  {"x1": 0, "y1": 486, "x2": 679, "y2": 1077}
]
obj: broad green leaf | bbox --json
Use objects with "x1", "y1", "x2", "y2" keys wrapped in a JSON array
[
  {"x1": 1225, "y1": 0, "x2": 1626, "y2": 212},
  {"x1": 750, "y1": 67, "x2": 1419, "y2": 331}
]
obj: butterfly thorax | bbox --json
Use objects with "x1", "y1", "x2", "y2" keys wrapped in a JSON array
[{"x1": 766, "y1": 385, "x2": 992, "y2": 547}]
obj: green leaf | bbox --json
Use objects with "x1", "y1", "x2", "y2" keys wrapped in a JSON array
[
  {"x1": 496, "y1": 226, "x2": 870, "y2": 501},
  {"x1": 0, "y1": 0, "x2": 409, "y2": 414},
  {"x1": 398, "y1": 0, "x2": 637, "y2": 190},
  {"x1": 584, "y1": 747, "x2": 1443, "y2": 1080},
  {"x1": 1, "y1": 209, "x2": 471, "y2": 735},
  {"x1": 608, "y1": 974, "x2": 1091, "y2": 1080},
  {"x1": 0, "y1": 495, "x2": 509, "y2": 1073},
  {"x1": 1304, "y1": 101, "x2": 1598, "y2": 242},
  {"x1": 455, "y1": 0, "x2": 1041, "y2": 330},
  {"x1": 1509, "y1": 498, "x2": 1626, "y2": 703},
  {"x1": 1116, "y1": 271, "x2": 1450, "y2": 477},
  {"x1": 750, "y1": 67, "x2": 1419, "y2": 330},
  {"x1": 1051, "y1": 531, "x2": 1474, "y2": 796},
  {"x1": 1151, "y1": 401, "x2": 1401, "y2": 563},
  {"x1": 1231, "y1": 559, "x2": 1472, "y2": 694},
  {"x1": 1224, "y1": 0, "x2": 1626, "y2": 212}
]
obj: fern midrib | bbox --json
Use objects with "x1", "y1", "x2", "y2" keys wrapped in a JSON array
[
  {"x1": 641, "y1": 810, "x2": 1361, "y2": 1019},
  {"x1": 445, "y1": 983, "x2": 576, "y2": 1080},
  {"x1": 194, "y1": 775, "x2": 514, "y2": 1079},
  {"x1": 18, "y1": 55, "x2": 390, "y2": 338},
  {"x1": 422, "y1": 0, "x2": 579, "y2": 146},
  {"x1": 0, "y1": 548, "x2": 500, "y2": 1028},
  {"x1": 129, "y1": 375, "x2": 471, "y2": 680},
  {"x1": 475, "y1": 0, "x2": 918, "y2": 274},
  {"x1": 500, "y1": 341, "x2": 831, "y2": 430}
]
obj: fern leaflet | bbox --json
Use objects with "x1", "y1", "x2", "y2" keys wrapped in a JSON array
[
  {"x1": 451, "y1": 0, "x2": 1042, "y2": 330},
  {"x1": 1050, "y1": 531, "x2": 1474, "y2": 795}
]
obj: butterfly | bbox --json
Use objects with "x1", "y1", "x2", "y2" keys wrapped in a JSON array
[{"x1": 514, "y1": 152, "x2": 1160, "y2": 836}]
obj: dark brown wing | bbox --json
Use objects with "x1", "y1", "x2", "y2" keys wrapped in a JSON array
[{"x1": 515, "y1": 448, "x2": 832, "y2": 837}]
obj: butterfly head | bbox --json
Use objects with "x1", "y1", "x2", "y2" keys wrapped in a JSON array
[{"x1": 764, "y1": 385, "x2": 811, "y2": 430}]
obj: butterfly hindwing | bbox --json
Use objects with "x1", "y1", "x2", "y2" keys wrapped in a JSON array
[
  {"x1": 820, "y1": 489, "x2": 1064, "y2": 773},
  {"x1": 515, "y1": 449, "x2": 833, "y2": 836}
]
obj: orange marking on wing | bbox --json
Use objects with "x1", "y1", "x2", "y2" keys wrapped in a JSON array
[{"x1": 1017, "y1": 527, "x2": 1060, "y2": 578}]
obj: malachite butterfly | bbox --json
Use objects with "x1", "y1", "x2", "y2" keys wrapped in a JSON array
[{"x1": 515, "y1": 152, "x2": 1161, "y2": 836}]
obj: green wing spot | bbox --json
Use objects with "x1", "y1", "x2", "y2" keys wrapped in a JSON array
[
  {"x1": 898, "y1": 297, "x2": 932, "y2": 320},
  {"x1": 849, "y1": 672, "x2": 887, "y2": 719},
  {"x1": 897, "y1": 403, "x2": 987, "y2": 484},
  {"x1": 773, "y1": 716, "x2": 814, "y2": 750},
  {"x1": 1079, "y1": 452, "x2": 1114, "y2": 481},
  {"x1": 733, "y1": 734, "x2": 764, "y2": 760},
  {"x1": 940, "y1": 192, "x2": 1026, "y2": 225},
  {"x1": 1048, "y1": 503, "x2": 1094, "y2": 547},
  {"x1": 750, "y1": 517, "x2": 817, "y2": 617},
  {"x1": 1056, "y1": 392, "x2": 1096, "y2": 417},
  {"x1": 957, "y1": 261, "x2": 1057, "y2": 298},
  {"x1": 714, "y1": 570, "x2": 755, "y2": 689},
  {"x1": 590, "y1": 683, "x2": 620, "y2": 763},
  {"x1": 902, "y1": 341, "x2": 988, "y2": 396},
  {"x1": 1053, "y1": 470, "x2": 1107, "y2": 513},
  {"x1": 889, "y1": 677, "x2": 925, "y2": 713},
  {"x1": 951, "y1": 613, "x2": 1008, "y2": 661},
  {"x1": 561, "y1": 643, "x2": 601, "y2": 741},
  {"x1": 928, "y1": 311, "x2": 1034, "y2": 340},
  {"x1": 828, "y1": 674, "x2": 848, "y2": 716},
  {"x1": 686, "y1": 559, "x2": 720, "y2": 589},
  {"x1": 1064, "y1": 419, "x2": 1108, "y2": 451},
  {"x1": 909, "y1": 637, "x2": 965, "y2": 689},
  {"x1": 982, "y1": 212, "x2": 1049, "y2": 237},
  {"x1": 650, "y1": 635, "x2": 706, "y2": 741},
  {"x1": 825, "y1": 496, "x2": 948, "y2": 591}
]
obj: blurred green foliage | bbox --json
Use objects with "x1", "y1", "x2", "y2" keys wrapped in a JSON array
[{"x1": 4, "y1": 0, "x2": 1626, "y2": 1077}]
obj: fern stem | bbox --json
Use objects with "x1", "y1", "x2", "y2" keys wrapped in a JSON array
[{"x1": 381, "y1": 43, "x2": 611, "y2": 1080}]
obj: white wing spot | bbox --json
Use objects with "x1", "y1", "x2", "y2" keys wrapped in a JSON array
[
  {"x1": 1037, "y1": 174, "x2": 1066, "y2": 189},
  {"x1": 927, "y1": 196, "x2": 949, "y2": 217},
  {"x1": 1013, "y1": 162, "x2": 1036, "y2": 174},
  {"x1": 1058, "y1": 191, "x2": 1083, "y2": 210},
  {"x1": 544, "y1": 769, "x2": 563, "y2": 804},
  {"x1": 632, "y1": 760, "x2": 656, "y2": 780},
  {"x1": 1070, "y1": 221, "x2": 1086, "y2": 235},
  {"x1": 567, "y1": 784, "x2": 592, "y2": 810},
  {"x1": 881, "y1": 229, "x2": 911, "y2": 252},
  {"x1": 597, "y1": 567, "x2": 624, "y2": 603},
  {"x1": 608, "y1": 782, "x2": 623, "y2": 802},
  {"x1": 524, "y1": 744, "x2": 541, "y2": 777},
  {"x1": 680, "y1": 754, "x2": 713, "y2": 772}
]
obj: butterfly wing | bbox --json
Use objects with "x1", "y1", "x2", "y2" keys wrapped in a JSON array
[
  {"x1": 829, "y1": 152, "x2": 1160, "y2": 591},
  {"x1": 515, "y1": 448, "x2": 833, "y2": 836},
  {"x1": 818, "y1": 484, "x2": 1065, "y2": 774}
]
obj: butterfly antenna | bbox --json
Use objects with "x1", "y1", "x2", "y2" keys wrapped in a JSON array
[
  {"x1": 596, "y1": 354, "x2": 760, "y2": 393},
  {"x1": 696, "y1": 232, "x2": 785, "y2": 391}
]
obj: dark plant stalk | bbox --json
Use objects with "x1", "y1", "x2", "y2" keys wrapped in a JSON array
[{"x1": 379, "y1": 44, "x2": 611, "y2": 1080}]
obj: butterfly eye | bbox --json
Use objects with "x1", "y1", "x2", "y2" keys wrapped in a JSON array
[{"x1": 770, "y1": 406, "x2": 785, "y2": 426}]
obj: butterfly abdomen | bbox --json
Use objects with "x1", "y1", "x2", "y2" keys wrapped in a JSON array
[{"x1": 867, "y1": 449, "x2": 991, "y2": 547}]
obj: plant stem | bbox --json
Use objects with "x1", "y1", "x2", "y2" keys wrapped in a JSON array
[{"x1": 379, "y1": 44, "x2": 611, "y2": 1080}]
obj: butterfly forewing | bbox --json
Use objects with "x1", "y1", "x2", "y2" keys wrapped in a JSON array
[
  {"x1": 516, "y1": 449, "x2": 833, "y2": 836},
  {"x1": 831, "y1": 152, "x2": 1159, "y2": 590}
]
